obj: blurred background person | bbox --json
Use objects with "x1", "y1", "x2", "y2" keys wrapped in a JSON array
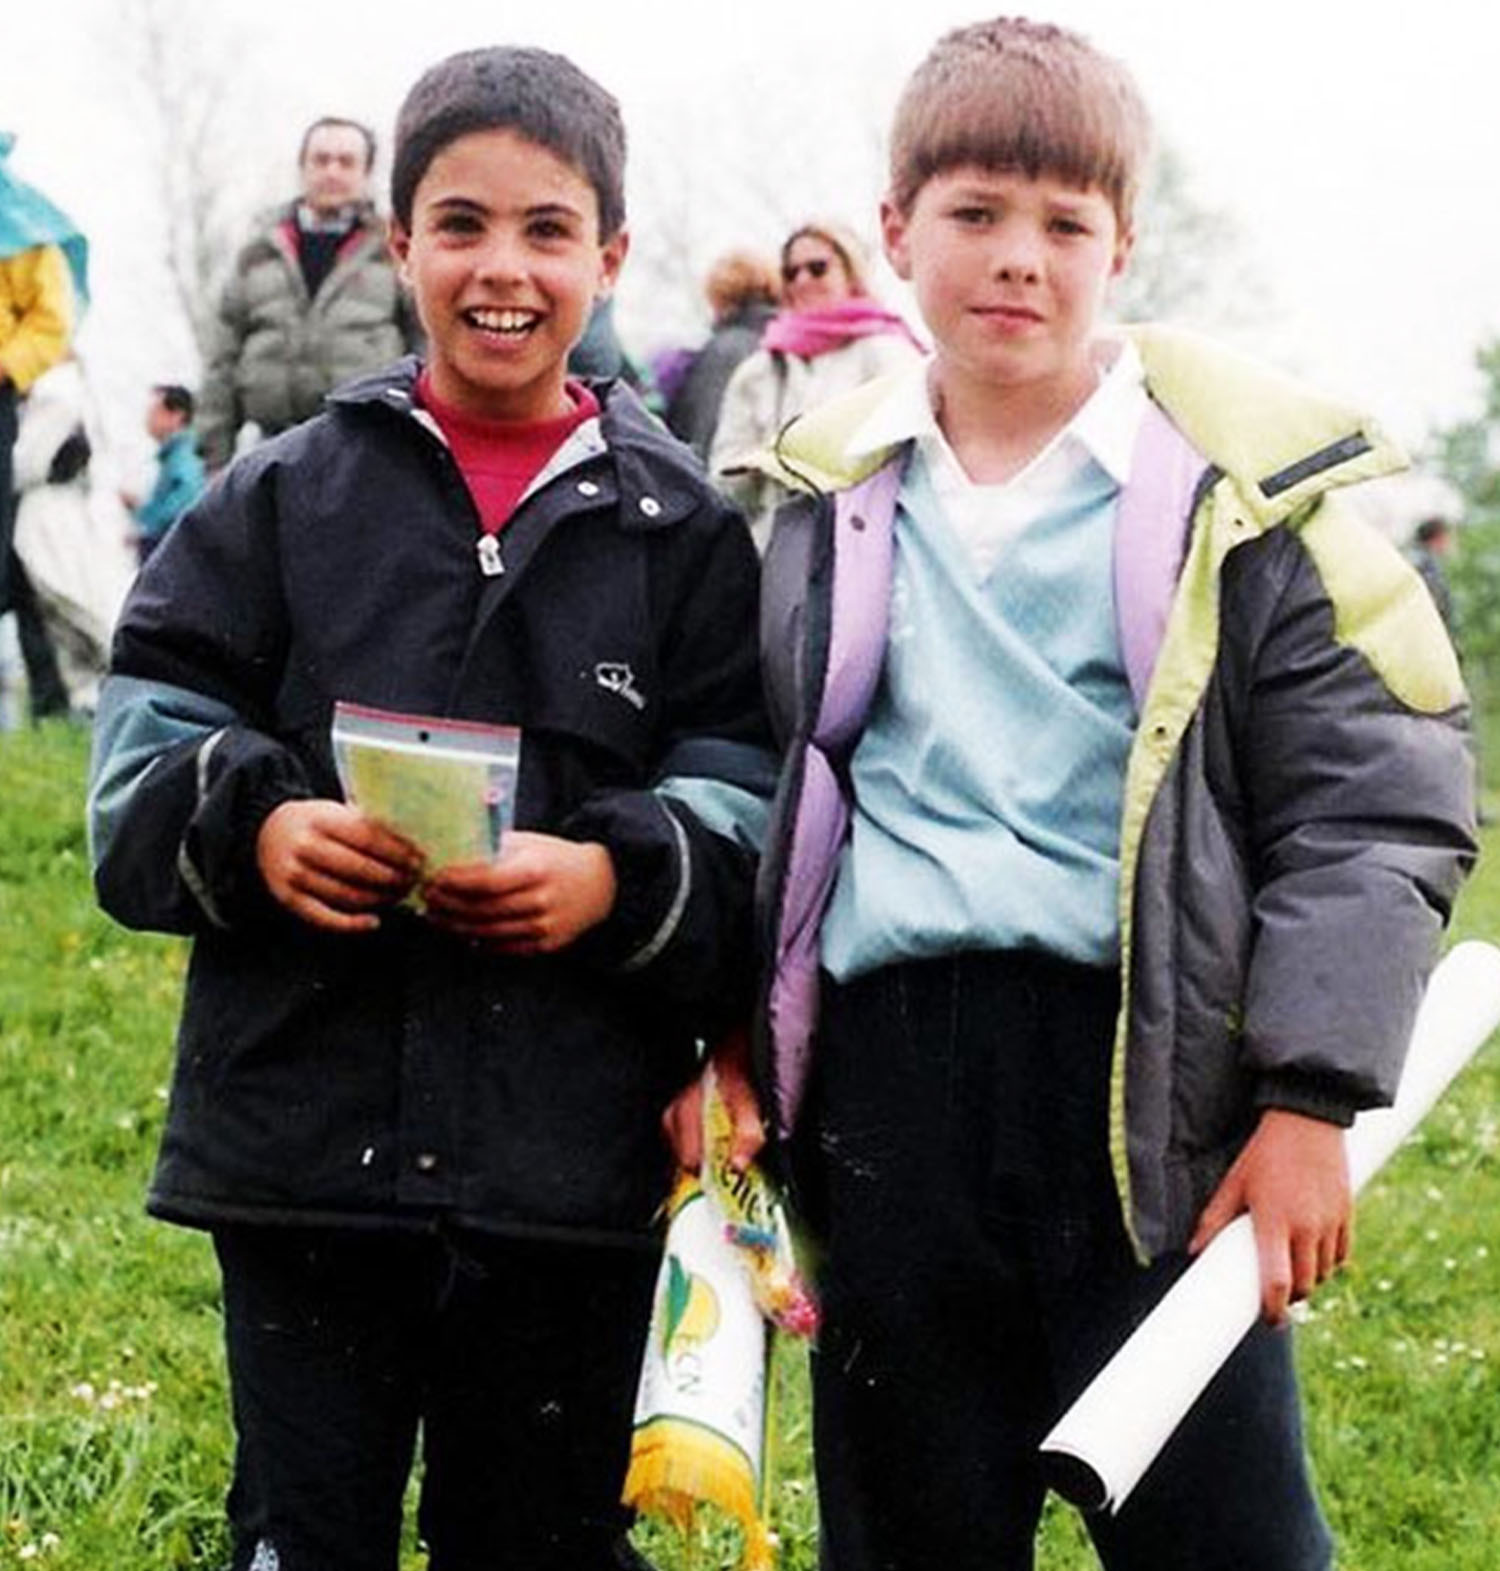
[
  {"x1": 710, "y1": 218, "x2": 924, "y2": 549},
  {"x1": 0, "y1": 130, "x2": 86, "y2": 724},
  {"x1": 1405, "y1": 514, "x2": 1457, "y2": 640},
  {"x1": 1403, "y1": 512, "x2": 1485, "y2": 817},
  {"x1": 196, "y1": 115, "x2": 420, "y2": 471},
  {"x1": 664, "y1": 247, "x2": 780, "y2": 461},
  {"x1": 122, "y1": 383, "x2": 205, "y2": 565},
  {"x1": 12, "y1": 355, "x2": 135, "y2": 715},
  {"x1": 568, "y1": 293, "x2": 644, "y2": 389}
]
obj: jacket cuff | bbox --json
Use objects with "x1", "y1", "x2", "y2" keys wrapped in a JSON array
[
  {"x1": 180, "y1": 727, "x2": 314, "y2": 927},
  {"x1": 1253, "y1": 1071, "x2": 1360, "y2": 1129},
  {"x1": 559, "y1": 790, "x2": 687, "y2": 974}
]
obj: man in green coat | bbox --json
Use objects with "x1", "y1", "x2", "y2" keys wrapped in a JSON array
[{"x1": 197, "y1": 116, "x2": 421, "y2": 470}]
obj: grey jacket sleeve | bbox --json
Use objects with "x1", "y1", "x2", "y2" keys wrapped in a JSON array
[
  {"x1": 196, "y1": 270, "x2": 250, "y2": 470},
  {"x1": 1228, "y1": 510, "x2": 1477, "y2": 1123}
]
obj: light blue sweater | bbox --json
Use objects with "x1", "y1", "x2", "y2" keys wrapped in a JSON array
[{"x1": 821, "y1": 444, "x2": 1137, "y2": 979}]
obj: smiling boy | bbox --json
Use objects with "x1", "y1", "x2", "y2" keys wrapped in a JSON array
[
  {"x1": 748, "y1": 18, "x2": 1476, "y2": 1570},
  {"x1": 90, "y1": 46, "x2": 769, "y2": 1571},
  {"x1": 388, "y1": 116, "x2": 625, "y2": 428}
]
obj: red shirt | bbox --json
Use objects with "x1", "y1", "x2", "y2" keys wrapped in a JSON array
[{"x1": 416, "y1": 372, "x2": 601, "y2": 535}]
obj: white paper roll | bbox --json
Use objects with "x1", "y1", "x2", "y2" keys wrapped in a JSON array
[{"x1": 1039, "y1": 939, "x2": 1500, "y2": 1514}]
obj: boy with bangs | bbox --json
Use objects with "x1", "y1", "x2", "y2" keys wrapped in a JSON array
[
  {"x1": 90, "y1": 45, "x2": 768, "y2": 1571},
  {"x1": 750, "y1": 17, "x2": 1475, "y2": 1569}
]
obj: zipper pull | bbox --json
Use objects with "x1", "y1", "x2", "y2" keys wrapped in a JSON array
[{"x1": 476, "y1": 534, "x2": 504, "y2": 577}]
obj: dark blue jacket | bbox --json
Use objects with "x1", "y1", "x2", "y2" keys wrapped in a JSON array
[{"x1": 89, "y1": 360, "x2": 771, "y2": 1244}]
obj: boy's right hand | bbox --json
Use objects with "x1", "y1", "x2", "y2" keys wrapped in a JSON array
[{"x1": 256, "y1": 801, "x2": 423, "y2": 932}]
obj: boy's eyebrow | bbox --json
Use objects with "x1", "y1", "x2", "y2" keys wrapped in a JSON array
[
  {"x1": 943, "y1": 175, "x2": 1102, "y2": 208},
  {"x1": 427, "y1": 195, "x2": 490, "y2": 217},
  {"x1": 426, "y1": 194, "x2": 587, "y2": 223},
  {"x1": 522, "y1": 200, "x2": 588, "y2": 223}
]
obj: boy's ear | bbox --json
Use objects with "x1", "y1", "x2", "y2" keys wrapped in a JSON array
[
  {"x1": 388, "y1": 223, "x2": 411, "y2": 283},
  {"x1": 1111, "y1": 224, "x2": 1134, "y2": 279},
  {"x1": 880, "y1": 196, "x2": 913, "y2": 282},
  {"x1": 596, "y1": 226, "x2": 630, "y2": 300}
]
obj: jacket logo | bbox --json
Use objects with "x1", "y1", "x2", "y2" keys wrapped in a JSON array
[{"x1": 595, "y1": 662, "x2": 646, "y2": 711}]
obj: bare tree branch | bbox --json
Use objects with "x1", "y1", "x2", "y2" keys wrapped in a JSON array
[{"x1": 109, "y1": 0, "x2": 278, "y2": 363}]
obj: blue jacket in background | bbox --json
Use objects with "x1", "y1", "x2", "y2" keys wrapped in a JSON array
[{"x1": 134, "y1": 428, "x2": 205, "y2": 542}]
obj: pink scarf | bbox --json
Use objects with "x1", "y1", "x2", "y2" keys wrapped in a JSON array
[{"x1": 761, "y1": 298, "x2": 925, "y2": 359}]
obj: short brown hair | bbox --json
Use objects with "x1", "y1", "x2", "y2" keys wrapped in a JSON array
[
  {"x1": 888, "y1": 18, "x2": 1151, "y2": 225},
  {"x1": 705, "y1": 250, "x2": 780, "y2": 319}
]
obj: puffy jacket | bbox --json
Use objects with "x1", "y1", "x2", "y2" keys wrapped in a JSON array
[
  {"x1": 756, "y1": 325, "x2": 1477, "y2": 1257},
  {"x1": 0, "y1": 243, "x2": 73, "y2": 392},
  {"x1": 12, "y1": 360, "x2": 134, "y2": 685},
  {"x1": 197, "y1": 202, "x2": 419, "y2": 467},
  {"x1": 89, "y1": 361, "x2": 772, "y2": 1244}
]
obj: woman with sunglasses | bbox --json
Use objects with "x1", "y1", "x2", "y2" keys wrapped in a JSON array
[{"x1": 710, "y1": 220, "x2": 923, "y2": 551}]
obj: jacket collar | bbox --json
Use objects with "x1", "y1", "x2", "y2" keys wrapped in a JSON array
[
  {"x1": 326, "y1": 357, "x2": 706, "y2": 531},
  {"x1": 771, "y1": 322, "x2": 1407, "y2": 523},
  {"x1": 845, "y1": 337, "x2": 1146, "y2": 492},
  {"x1": 271, "y1": 197, "x2": 382, "y2": 233}
]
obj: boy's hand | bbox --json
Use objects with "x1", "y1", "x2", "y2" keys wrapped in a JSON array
[
  {"x1": 421, "y1": 830, "x2": 616, "y2": 954},
  {"x1": 1189, "y1": 1108, "x2": 1352, "y2": 1325},
  {"x1": 257, "y1": 801, "x2": 423, "y2": 932},
  {"x1": 662, "y1": 1025, "x2": 766, "y2": 1174}
]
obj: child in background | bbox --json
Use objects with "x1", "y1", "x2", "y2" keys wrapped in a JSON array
[
  {"x1": 749, "y1": 18, "x2": 1475, "y2": 1569},
  {"x1": 90, "y1": 46, "x2": 768, "y2": 1571},
  {"x1": 124, "y1": 383, "x2": 204, "y2": 564}
]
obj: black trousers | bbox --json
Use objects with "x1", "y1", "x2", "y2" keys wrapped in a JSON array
[
  {"x1": 0, "y1": 385, "x2": 68, "y2": 720},
  {"x1": 213, "y1": 1224, "x2": 660, "y2": 1571},
  {"x1": 798, "y1": 950, "x2": 1333, "y2": 1571}
]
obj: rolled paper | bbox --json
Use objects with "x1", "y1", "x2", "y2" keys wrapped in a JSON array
[{"x1": 1039, "y1": 939, "x2": 1500, "y2": 1515}]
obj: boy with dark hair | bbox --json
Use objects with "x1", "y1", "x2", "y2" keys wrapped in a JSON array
[
  {"x1": 126, "y1": 382, "x2": 204, "y2": 563},
  {"x1": 90, "y1": 44, "x2": 768, "y2": 1571},
  {"x1": 749, "y1": 16, "x2": 1475, "y2": 1569},
  {"x1": 155, "y1": 381, "x2": 195, "y2": 420}
]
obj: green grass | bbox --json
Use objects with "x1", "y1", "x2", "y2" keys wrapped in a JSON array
[{"x1": 2, "y1": 724, "x2": 1498, "y2": 1569}]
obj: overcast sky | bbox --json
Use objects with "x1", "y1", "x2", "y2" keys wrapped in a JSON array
[{"x1": 5, "y1": 0, "x2": 1499, "y2": 474}]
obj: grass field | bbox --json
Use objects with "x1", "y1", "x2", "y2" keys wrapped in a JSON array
[{"x1": 2, "y1": 723, "x2": 1498, "y2": 1569}]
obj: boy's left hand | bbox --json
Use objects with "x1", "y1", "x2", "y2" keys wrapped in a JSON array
[
  {"x1": 420, "y1": 830, "x2": 616, "y2": 954},
  {"x1": 662, "y1": 1025, "x2": 766, "y2": 1174},
  {"x1": 1188, "y1": 1108, "x2": 1351, "y2": 1326}
]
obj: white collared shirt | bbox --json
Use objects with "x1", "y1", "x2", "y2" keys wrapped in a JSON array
[{"x1": 846, "y1": 337, "x2": 1148, "y2": 579}]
